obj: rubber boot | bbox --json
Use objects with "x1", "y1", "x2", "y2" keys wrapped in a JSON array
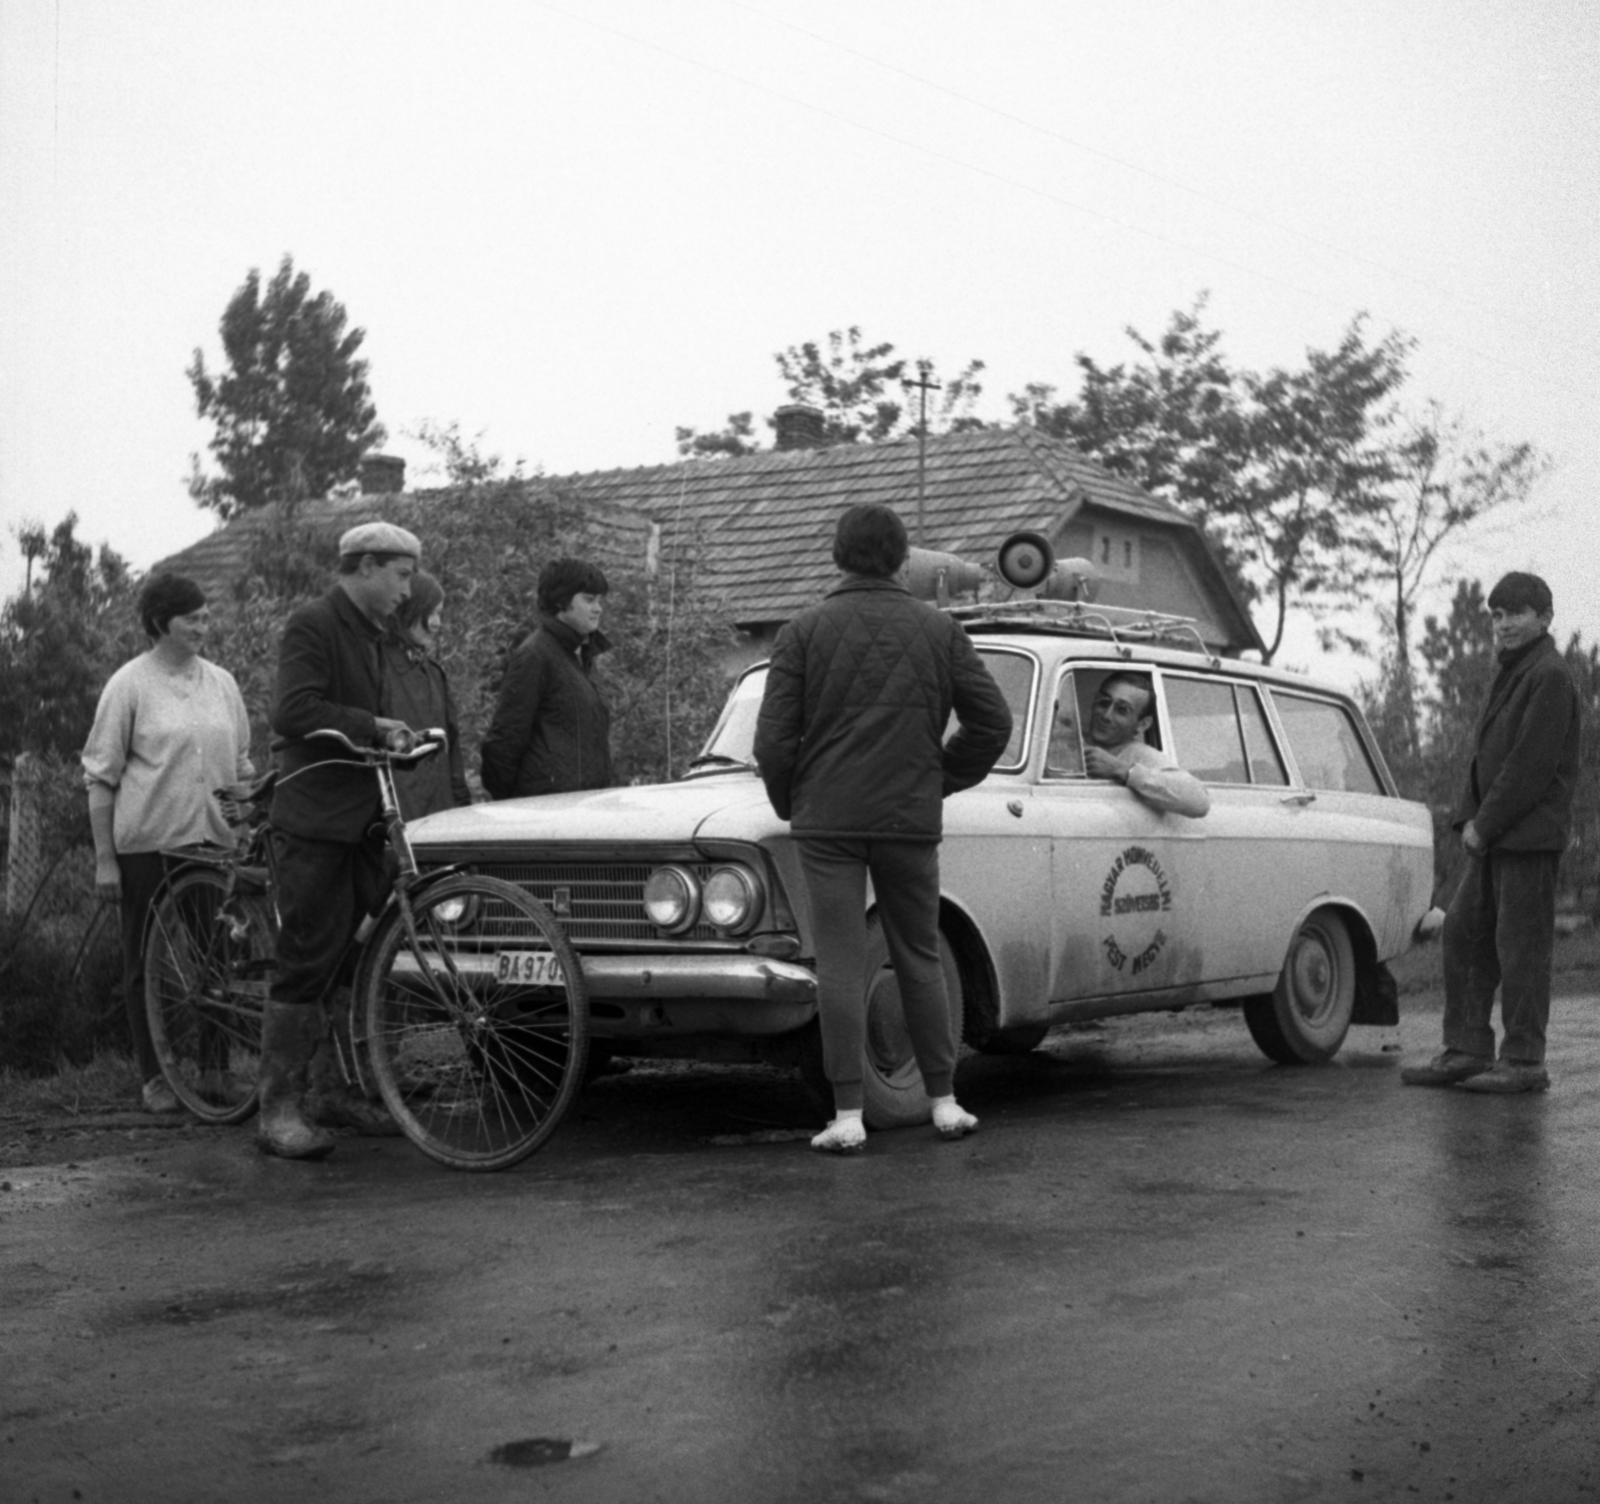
[
  {"x1": 256, "y1": 1002, "x2": 336, "y2": 1160},
  {"x1": 306, "y1": 1033, "x2": 401, "y2": 1136}
]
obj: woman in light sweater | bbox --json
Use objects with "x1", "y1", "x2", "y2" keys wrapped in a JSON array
[{"x1": 82, "y1": 574, "x2": 254, "y2": 1113}]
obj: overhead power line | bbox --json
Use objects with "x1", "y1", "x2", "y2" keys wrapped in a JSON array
[{"x1": 530, "y1": 0, "x2": 1580, "y2": 399}]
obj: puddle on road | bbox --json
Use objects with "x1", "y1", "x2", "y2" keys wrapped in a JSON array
[
  {"x1": 488, "y1": 1437, "x2": 601, "y2": 1467},
  {"x1": 118, "y1": 1259, "x2": 403, "y2": 1328}
]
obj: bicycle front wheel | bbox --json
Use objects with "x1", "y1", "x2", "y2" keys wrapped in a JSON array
[
  {"x1": 144, "y1": 866, "x2": 275, "y2": 1124},
  {"x1": 363, "y1": 874, "x2": 589, "y2": 1171}
]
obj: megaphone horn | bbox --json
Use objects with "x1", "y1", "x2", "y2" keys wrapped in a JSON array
[{"x1": 996, "y1": 531, "x2": 1054, "y2": 590}]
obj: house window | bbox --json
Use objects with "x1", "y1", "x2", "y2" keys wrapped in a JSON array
[{"x1": 1093, "y1": 527, "x2": 1139, "y2": 583}]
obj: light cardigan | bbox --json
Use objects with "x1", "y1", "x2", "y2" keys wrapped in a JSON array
[{"x1": 81, "y1": 652, "x2": 255, "y2": 853}]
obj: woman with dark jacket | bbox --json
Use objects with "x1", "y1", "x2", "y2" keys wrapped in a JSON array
[
  {"x1": 381, "y1": 572, "x2": 471, "y2": 819},
  {"x1": 480, "y1": 558, "x2": 614, "y2": 799}
]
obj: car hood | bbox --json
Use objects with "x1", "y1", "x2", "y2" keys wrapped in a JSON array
[{"x1": 407, "y1": 773, "x2": 784, "y2": 849}]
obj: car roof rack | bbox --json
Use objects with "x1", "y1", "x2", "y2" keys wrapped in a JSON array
[{"x1": 948, "y1": 598, "x2": 1220, "y2": 664}]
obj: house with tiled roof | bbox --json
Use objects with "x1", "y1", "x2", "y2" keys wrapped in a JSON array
[
  {"x1": 537, "y1": 415, "x2": 1261, "y2": 660},
  {"x1": 155, "y1": 418, "x2": 1262, "y2": 664}
]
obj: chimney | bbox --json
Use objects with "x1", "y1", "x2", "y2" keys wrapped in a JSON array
[
  {"x1": 359, "y1": 454, "x2": 406, "y2": 495},
  {"x1": 773, "y1": 404, "x2": 826, "y2": 451}
]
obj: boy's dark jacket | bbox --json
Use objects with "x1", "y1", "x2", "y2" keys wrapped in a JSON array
[
  {"x1": 1455, "y1": 631, "x2": 1582, "y2": 852},
  {"x1": 753, "y1": 575, "x2": 1013, "y2": 839},
  {"x1": 269, "y1": 587, "x2": 389, "y2": 842}
]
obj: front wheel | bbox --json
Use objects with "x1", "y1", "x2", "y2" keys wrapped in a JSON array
[
  {"x1": 801, "y1": 917, "x2": 966, "y2": 1130},
  {"x1": 144, "y1": 866, "x2": 274, "y2": 1123},
  {"x1": 1244, "y1": 908, "x2": 1356, "y2": 1064},
  {"x1": 363, "y1": 875, "x2": 588, "y2": 1171}
]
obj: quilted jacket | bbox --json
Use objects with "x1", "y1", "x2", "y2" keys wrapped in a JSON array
[
  {"x1": 753, "y1": 575, "x2": 1013, "y2": 840},
  {"x1": 480, "y1": 616, "x2": 614, "y2": 799},
  {"x1": 1455, "y1": 631, "x2": 1582, "y2": 852}
]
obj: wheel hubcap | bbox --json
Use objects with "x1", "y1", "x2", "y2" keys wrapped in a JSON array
[{"x1": 1289, "y1": 931, "x2": 1336, "y2": 1025}]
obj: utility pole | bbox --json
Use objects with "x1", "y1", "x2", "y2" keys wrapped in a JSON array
[{"x1": 904, "y1": 360, "x2": 941, "y2": 546}]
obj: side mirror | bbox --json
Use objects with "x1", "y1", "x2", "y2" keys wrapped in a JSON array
[
  {"x1": 995, "y1": 531, "x2": 1097, "y2": 601},
  {"x1": 904, "y1": 547, "x2": 984, "y2": 605}
]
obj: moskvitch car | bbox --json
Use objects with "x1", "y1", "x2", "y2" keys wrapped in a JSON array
[{"x1": 407, "y1": 534, "x2": 1435, "y2": 1127}]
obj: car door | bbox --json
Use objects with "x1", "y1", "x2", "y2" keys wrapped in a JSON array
[
  {"x1": 1038, "y1": 661, "x2": 1208, "y2": 1008},
  {"x1": 1158, "y1": 672, "x2": 1297, "y2": 989}
]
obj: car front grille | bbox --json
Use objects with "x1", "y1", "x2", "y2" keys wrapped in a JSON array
[{"x1": 462, "y1": 860, "x2": 721, "y2": 946}]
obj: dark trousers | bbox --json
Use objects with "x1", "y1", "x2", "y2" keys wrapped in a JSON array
[
  {"x1": 117, "y1": 851, "x2": 179, "y2": 1081},
  {"x1": 1442, "y1": 849, "x2": 1561, "y2": 1064},
  {"x1": 269, "y1": 830, "x2": 384, "y2": 1011},
  {"x1": 796, "y1": 836, "x2": 957, "y2": 1112}
]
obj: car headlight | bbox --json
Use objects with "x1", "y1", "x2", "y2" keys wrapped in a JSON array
[
  {"x1": 702, "y1": 864, "x2": 765, "y2": 935},
  {"x1": 430, "y1": 890, "x2": 481, "y2": 929},
  {"x1": 643, "y1": 864, "x2": 700, "y2": 934}
]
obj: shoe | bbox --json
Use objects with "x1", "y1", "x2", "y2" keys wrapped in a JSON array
[
  {"x1": 1399, "y1": 1050, "x2": 1493, "y2": 1087},
  {"x1": 1458, "y1": 1060, "x2": 1550, "y2": 1094},
  {"x1": 931, "y1": 1098, "x2": 979, "y2": 1139},
  {"x1": 810, "y1": 1113, "x2": 866, "y2": 1153},
  {"x1": 141, "y1": 1077, "x2": 182, "y2": 1114},
  {"x1": 255, "y1": 1003, "x2": 336, "y2": 1161}
]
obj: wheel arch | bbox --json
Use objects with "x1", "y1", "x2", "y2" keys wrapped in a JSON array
[{"x1": 1291, "y1": 898, "x2": 1395, "y2": 1028}]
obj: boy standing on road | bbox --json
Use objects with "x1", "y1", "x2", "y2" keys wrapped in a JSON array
[
  {"x1": 754, "y1": 503, "x2": 1012, "y2": 1153},
  {"x1": 259, "y1": 522, "x2": 423, "y2": 1159},
  {"x1": 1402, "y1": 571, "x2": 1582, "y2": 1094}
]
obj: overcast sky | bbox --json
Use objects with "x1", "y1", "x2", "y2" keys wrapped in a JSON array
[{"x1": 2, "y1": 0, "x2": 1596, "y2": 682}]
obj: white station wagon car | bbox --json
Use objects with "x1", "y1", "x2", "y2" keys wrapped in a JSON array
[{"x1": 409, "y1": 582, "x2": 1434, "y2": 1127}]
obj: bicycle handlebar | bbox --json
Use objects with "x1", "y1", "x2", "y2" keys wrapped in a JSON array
[{"x1": 306, "y1": 726, "x2": 446, "y2": 765}]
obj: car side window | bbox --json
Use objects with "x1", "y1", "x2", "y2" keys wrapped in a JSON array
[
  {"x1": 1163, "y1": 677, "x2": 1249, "y2": 783},
  {"x1": 1236, "y1": 685, "x2": 1290, "y2": 786},
  {"x1": 1271, "y1": 691, "x2": 1384, "y2": 794},
  {"x1": 1045, "y1": 670, "x2": 1085, "y2": 777},
  {"x1": 972, "y1": 647, "x2": 1036, "y2": 770}
]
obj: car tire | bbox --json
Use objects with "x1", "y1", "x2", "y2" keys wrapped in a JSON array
[
  {"x1": 1244, "y1": 907, "x2": 1356, "y2": 1065},
  {"x1": 797, "y1": 917, "x2": 966, "y2": 1129},
  {"x1": 973, "y1": 1022, "x2": 1049, "y2": 1056}
]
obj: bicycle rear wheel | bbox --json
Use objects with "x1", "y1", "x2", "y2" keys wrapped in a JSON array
[
  {"x1": 144, "y1": 866, "x2": 275, "y2": 1124},
  {"x1": 363, "y1": 874, "x2": 588, "y2": 1171}
]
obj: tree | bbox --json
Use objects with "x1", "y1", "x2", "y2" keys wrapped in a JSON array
[
  {"x1": 1345, "y1": 404, "x2": 1547, "y2": 758},
  {"x1": 0, "y1": 514, "x2": 136, "y2": 762},
  {"x1": 676, "y1": 327, "x2": 986, "y2": 456},
  {"x1": 404, "y1": 419, "x2": 530, "y2": 488},
  {"x1": 1014, "y1": 299, "x2": 1413, "y2": 661},
  {"x1": 187, "y1": 255, "x2": 384, "y2": 518}
]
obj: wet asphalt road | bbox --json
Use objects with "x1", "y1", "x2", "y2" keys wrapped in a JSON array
[{"x1": 5, "y1": 997, "x2": 1600, "y2": 1504}]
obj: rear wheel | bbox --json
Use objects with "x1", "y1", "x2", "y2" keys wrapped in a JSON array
[
  {"x1": 363, "y1": 875, "x2": 588, "y2": 1171},
  {"x1": 144, "y1": 866, "x2": 274, "y2": 1123},
  {"x1": 1244, "y1": 908, "x2": 1356, "y2": 1064}
]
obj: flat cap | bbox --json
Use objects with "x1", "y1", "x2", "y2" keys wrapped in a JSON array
[{"x1": 338, "y1": 521, "x2": 421, "y2": 559}]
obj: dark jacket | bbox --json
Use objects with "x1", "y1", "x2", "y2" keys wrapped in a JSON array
[
  {"x1": 380, "y1": 635, "x2": 471, "y2": 821},
  {"x1": 1455, "y1": 632, "x2": 1582, "y2": 852},
  {"x1": 480, "y1": 616, "x2": 613, "y2": 800},
  {"x1": 270, "y1": 586, "x2": 389, "y2": 843},
  {"x1": 753, "y1": 575, "x2": 1013, "y2": 840}
]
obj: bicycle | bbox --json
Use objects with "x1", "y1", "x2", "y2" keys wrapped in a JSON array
[
  {"x1": 143, "y1": 729, "x2": 590, "y2": 1170},
  {"x1": 141, "y1": 776, "x2": 279, "y2": 1126}
]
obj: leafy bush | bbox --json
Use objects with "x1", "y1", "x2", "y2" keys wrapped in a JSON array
[
  {"x1": 0, "y1": 906, "x2": 123, "y2": 1076},
  {"x1": 205, "y1": 482, "x2": 737, "y2": 785}
]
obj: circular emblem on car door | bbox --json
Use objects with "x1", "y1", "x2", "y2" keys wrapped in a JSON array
[{"x1": 1098, "y1": 845, "x2": 1173, "y2": 975}]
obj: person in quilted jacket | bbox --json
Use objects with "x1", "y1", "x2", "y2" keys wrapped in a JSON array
[
  {"x1": 1402, "y1": 570, "x2": 1582, "y2": 1094},
  {"x1": 480, "y1": 558, "x2": 614, "y2": 800},
  {"x1": 754, "y1": 503, "x2": 1012, "y2": 1152}
]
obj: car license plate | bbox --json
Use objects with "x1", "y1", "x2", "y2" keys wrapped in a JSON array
[{"x1": 495, "y1": 950, "x2": 564, "y2": 987}]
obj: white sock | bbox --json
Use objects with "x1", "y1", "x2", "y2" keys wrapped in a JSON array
[
  {"x1": 810, "y1": 1110, "x2": 866, "y2": 1153},
  {"x1": 930, "y1": 1096, "x2": 978, "y2": 1138}
]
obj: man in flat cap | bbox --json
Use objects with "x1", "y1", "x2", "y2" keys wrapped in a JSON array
[
  {"x1": 1402, "y1": 570, "x2": 1582, "y2": 1094},
  {"x1": 259, "y1": 521, "x2": 423, "y2": 1158}
]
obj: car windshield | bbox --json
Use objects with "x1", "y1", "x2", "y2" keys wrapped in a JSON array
[
  {"x1": 689, "y1": 665, "x2": 767, "y2": 772},
  {"x1": 693, "y1": 647, "x2": 1040, "y2": 778}
]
